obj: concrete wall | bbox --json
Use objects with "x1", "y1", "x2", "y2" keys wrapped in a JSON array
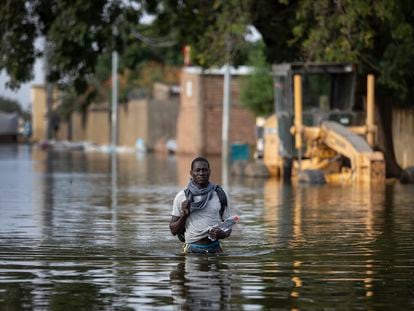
[
  {"x1": 31, "y1": 86, "x2": 47, "y2": 142},
  {"x1": 69, "y1": 87, "x2": 179, "y2": 149},
  {"x1": 148, "y1": 97, "x2": 180, "y2": 151},
  {"x1": 118, "y1": 99, "x2": 148, "y2": 147},
  {"x1": 177, "y1": 68, "x2": 256, "y2": 156},
  {"x1": 71, "y1": 107, "x2": 110, "y2": 145},
  {"x1": 32, "y1": 83, "x2": 179, "y2": 149},
  {"x1": 393, "y1": 108, "x2": 414, "y2": 168},
  {"x1": 70, "y1": 99, "x2": 179, "y2": 149},
  {"x1": 31, "y1": 86, "x2": 67, "y2": 142}
]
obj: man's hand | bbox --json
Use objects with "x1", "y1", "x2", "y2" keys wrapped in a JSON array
[
  {"x1": 209, "y1": 227, "x2": 228, "y2": 240},
  {"x1": 169, "y1": 200, "x2": 191, "y2": 236},
  {"x1": 181, "y1": 199, "x2": 191, "y2": 216}
]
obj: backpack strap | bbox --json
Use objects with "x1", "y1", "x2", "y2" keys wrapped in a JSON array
[{"x1": 215, "y1": 185, "x2": 228, "y2": 220}]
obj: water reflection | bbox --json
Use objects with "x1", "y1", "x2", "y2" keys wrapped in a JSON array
[
  {"x1": 111, "y1": 152, "x2": 118, "y2": 240},
  {"x1": 1, "y1": 145, "x2": 414, "y2": 310},
  {"x1": 170, "y1": 256, "x2": 232, "y2": 310}
]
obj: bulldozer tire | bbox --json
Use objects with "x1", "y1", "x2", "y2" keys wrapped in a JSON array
[
  {"x1": 298, "y1": 169, "x2": 326, "y2": 184},
  {"x1": 400, "y1": 166, "x2": 414, "y2": 184}
]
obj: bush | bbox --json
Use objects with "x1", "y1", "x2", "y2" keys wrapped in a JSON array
[{"x1": 0, "y1": 96, "x2": 22, "y2": 114}]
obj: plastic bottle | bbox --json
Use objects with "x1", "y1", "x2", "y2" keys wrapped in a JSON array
[{"x1": 208, "y1": 215, "x2": 240, "y2": 240}]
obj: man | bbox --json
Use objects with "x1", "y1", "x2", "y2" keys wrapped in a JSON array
[{"x1": 170, "y1": 157, "x2": 232, "y2": 254}]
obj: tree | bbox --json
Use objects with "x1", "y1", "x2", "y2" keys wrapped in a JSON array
[
  {"x1": 1, "y1": 0, "x2": 255, "y2": 95},
  {"x1": 1, "y1": 0, "x2": 185, "y2": 121},
  {"x1": 146, "y1": 0, "x2": 254, "y2": 67},
  {"x1": 0, "y1": 1, "x2": 37, "y2": 89},
  {"x1": 240, "y1": 42, "x2": 273, "y2": 117},
  {"x1": 0, "y1": 96, "x2": 31, "y2": 120},
  {"x1": 0, "y1": 96, "x2": 22, "y2": 114},
  {"x1": 1, "y1": 1, "x2": 181, "y2": 92},
  {"x1": 2, "y1": 1, "x2": 112, "y2": 91},
  {"x1": 249, "y1": 0, "x2": 301, "y2": 62},
  {"x1": 292, "y1": 0, "x2": 414, "y2": 102}
]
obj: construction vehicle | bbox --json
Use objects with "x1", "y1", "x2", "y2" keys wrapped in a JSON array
[{"x1": 263, "y1": 63, "x2": 385, "y2": 183}]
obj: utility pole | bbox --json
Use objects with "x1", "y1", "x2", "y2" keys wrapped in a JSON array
[
  {"x1": 44, "y1": 41, "x2": 53, "y2": 140},
  {"x1": 111, "y1": 25, "x2": 119, "y2": 213},
  {"x1": 221, "y1": 37, "x2": 232, "y2": 188},
  {"x1": 111, "y1": 26, "x2": 119, "y2": 152}
]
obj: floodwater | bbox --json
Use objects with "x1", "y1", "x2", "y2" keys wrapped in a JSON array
[{"x1": 1, "y1": 144, "x2": 414, "y2": 310}]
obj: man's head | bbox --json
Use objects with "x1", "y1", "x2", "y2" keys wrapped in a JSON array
[{"x1": 190, "y1": 157, "x2": 211, "y2": 188}]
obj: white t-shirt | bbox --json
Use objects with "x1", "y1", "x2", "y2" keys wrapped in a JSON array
[{"x1": 171, "y1": 189, "x2": 231, "y2": 244}]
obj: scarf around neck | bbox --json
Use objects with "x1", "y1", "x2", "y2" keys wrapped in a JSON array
[{"x1": 187, "y1": 179, "x2": 217, "y2": 213}]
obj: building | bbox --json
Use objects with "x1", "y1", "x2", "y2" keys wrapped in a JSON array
[
  {"x1": 176, "y1": 66, "x2": 256, "y2": 156},
  {"x1": 31, "y1": 82, "x2": 179, "y2": 151}
]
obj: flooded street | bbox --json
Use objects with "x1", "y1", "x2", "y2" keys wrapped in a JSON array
[{"x1": 1, "y1": 144, "x2": 414, "y2": 310}]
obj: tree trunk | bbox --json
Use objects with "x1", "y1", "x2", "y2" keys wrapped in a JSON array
[{"x1": 376, "y1": 96, "x2": 402, "y2": 178}]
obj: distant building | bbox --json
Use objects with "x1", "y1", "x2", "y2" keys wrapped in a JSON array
[{"x1": 31, "y1": 82, "x2": 179, "y2": 151}]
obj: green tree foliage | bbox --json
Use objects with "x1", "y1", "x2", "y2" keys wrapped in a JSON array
[
  {"x1": 249, "y1": 0, "x2": 301, "y2": 63},
  {"x1": 146, "y1": 0, "x2": 302, "y2": 66},
  {"x1": 2, "y1": 0, "x2": 414, "y2": 110},
  {"x1": 147, "y1": 0, "x2": 253, "y2": 67},
  {"x1": 1, "y1": 0, "x2": 116, "y2": 91},
  {"x1": 0, "y1": 96, "x2": 31, "y2": 120},
  {"x1": 291, "y1": 0, "x2": 414, "y2": 103},
  {"x1": 0, "y1": 1, "x2": 182, "y2": 94},
  {"x1": 240, "y1": 43, "x2": 273, "y2": 117},
  {"x1": 0, "y1": 1, "x2": 37, "y2": 89},
  {"x1": 1, "y1": 0, "x2": 185, "y2": 118},
  {"x1": 0, "y1": 96, "x2": 22, "y2": 113}
]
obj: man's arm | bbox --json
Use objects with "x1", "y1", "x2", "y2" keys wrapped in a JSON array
[
  {"x1": 169, "y1": 200, "x2": 190, "y2": 235},
  {"x1": 208, "y1": 227, "x2": 231, "y2": 240}
]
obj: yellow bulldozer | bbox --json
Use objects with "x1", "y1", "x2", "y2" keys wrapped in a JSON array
[{"x1": 263, "y1": 63, "x2": 385, "y2": 183}]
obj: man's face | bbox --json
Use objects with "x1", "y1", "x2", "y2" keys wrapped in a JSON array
[{"x1": 190, "y1": 161, "x2": 210, "y2": 188}]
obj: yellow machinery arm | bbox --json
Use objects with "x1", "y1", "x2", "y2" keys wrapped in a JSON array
[
  {"x1": 265, "y1": 69, "x2": 386, "y2": 183},
  {"x1": 290, "y1": 73, "x2": 385, "y2": 183},
  {"x1": 319, "y1": 121, "x2": 385, "y2": 183}
]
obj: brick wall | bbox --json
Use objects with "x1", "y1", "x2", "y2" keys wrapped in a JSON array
[{"x1": 177, "y1": 69, "x2": 256, "y2": 156}]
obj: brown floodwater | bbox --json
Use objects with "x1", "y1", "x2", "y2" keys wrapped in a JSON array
[{"x1": 0, "y1": 144, "x2": 413, "y2": 310}]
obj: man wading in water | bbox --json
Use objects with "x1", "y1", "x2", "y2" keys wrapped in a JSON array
[{"x1": 169, "y1": 157, "x2": 232, "y2": 254}]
